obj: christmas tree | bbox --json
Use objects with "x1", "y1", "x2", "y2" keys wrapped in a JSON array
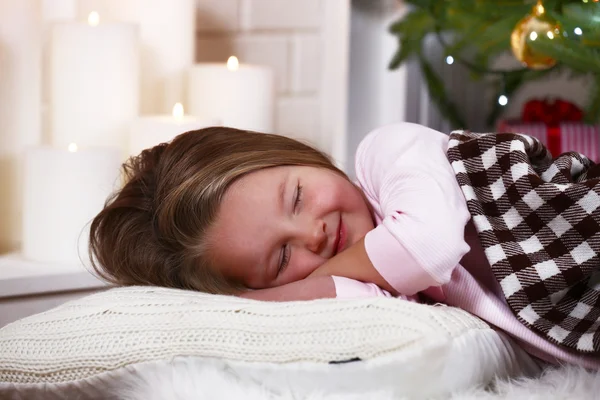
[{"x1": 388, "y1": 0, "x2": 600, "y2": 128}]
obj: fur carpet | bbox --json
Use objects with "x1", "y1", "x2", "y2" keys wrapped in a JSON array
[{"x1": 117, "y1": 359, "x2": 600, "y2": 400}]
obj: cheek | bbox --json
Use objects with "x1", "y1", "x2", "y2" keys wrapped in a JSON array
[
  {"x1": 286, "y1": 250, "x2": 326, "y2": 283},
  {"x1": 335, "y1": 186, "x2": 367, "y2": 214},
  {"x1": 309, "y1": 182, "x2": 347, "y2": 212}
]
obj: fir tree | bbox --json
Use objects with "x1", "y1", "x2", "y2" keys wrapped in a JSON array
[{"x1": 388, "y1": 0, "x2": 600, "y2": 128}]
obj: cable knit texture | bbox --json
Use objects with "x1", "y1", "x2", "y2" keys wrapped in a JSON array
[{"x1": 0, "y1": 286, "x2": 499, "y2": 385}]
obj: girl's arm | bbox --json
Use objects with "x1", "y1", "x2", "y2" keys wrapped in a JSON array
[
  {"x1": 321, "y1": 123, "x2": 472, "y2": 297},
  {"x1": 238, "y1": 275, "x2": 336, "y2": 301},
  {"x1": 238, "y1": 274, "x2": 392, "y2": 301}
]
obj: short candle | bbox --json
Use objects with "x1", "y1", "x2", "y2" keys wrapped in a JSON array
[
  {"x1": 129, "y1": 103, "x2": 219, "y2": 157},
  {"x1": 188, "y1": 56, "x2": 275, "y2": 133}
]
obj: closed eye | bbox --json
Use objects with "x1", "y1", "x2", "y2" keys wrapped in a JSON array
[
  {"x1": 279, "y1": 182, "x2": 302, "y2": 275},
  {"x1": 279, "y1": 244, "x2": 290, "y2": 274},
  {"x1": 294, "y1": 183, "x2": 303, "y2": 211}
]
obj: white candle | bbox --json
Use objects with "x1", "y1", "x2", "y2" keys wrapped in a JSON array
[
  {"x1": 42, "y1": 0, "x2": 76, "y2": 22},
  {"x1": 49, "y1": 13, "x2": 139, "y2": 153},
  {"x1": 188, "y1": 56, "x2": 275, "y2": 133},
  {"x1": 41, "y1": 0, "x2": 77, "y2": 143},
  {"x1": 22, "y1": 146, "x2": 121, "y2": 265},
  {"x1": 0, "y1": 0, "x2": 42, "y2": 252},
  {"x1": 129, "y1": 103, "x2": 220, "y2": 157},
  {"x1": 78, "y1": 0, "x2": 195, "y2": 115}
]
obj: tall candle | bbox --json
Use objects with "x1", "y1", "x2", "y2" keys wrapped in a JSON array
[
  {"x1": 188, "y1": 57, "x2": 275, "y2": 133},
  {"x1": 129, "y1": 103, "x2": 220, "y2": 157},
  {"x1": 0, "y1": 0, "x2": 42, "y2": 252},
  {"x1": 49, "y1": 12, "x2": 139, "y2": 153},
  {"x1": 42, "y1": 0, "x2": 76, "y2": 23},
  {"x1": 22, "y1": 145, "x2": 121, "y2": 264},
  {"x1": 41, "y1": 0, "x2": 77, "y2": 143},
  {"x1": 78, "y1": 0, "x2": 195, "y2": 115}
]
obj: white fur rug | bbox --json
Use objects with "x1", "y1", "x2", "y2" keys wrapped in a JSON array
[{"x1": 117, "y1": 359, "x2": 600, "y2": 400}]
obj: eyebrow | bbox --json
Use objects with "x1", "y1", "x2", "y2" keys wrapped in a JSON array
[{"x1": 278, "y1": 170, "x2": 291, "y2": 213}]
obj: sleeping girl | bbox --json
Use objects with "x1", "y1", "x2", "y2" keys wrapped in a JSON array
[{"x1": 88, "y1": 122, "x2": 600, "y2": 369}]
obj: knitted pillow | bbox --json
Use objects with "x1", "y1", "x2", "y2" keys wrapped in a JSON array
[{"x1": 0, "y1": 286, "x2": 540, "y2": 399}]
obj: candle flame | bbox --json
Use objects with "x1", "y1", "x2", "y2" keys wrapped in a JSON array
[
  {"x1": 172, "y1": 103, "x2": 184, "y2": 119},
  {"x1": 88, "y1": 11, "x2": 100, "y2": 26},
  {"x1": 68, "y1": 143, "x2": 78, "y2": 152},
  {"x1": 227, "y1": 56, "x2": 239, "y2": 71}
]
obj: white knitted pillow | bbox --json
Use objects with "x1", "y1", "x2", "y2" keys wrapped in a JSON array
[{"x1": 0, "y1": 286, "x2": 540, "y2": 399}]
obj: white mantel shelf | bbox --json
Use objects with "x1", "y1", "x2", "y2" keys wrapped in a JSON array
[{"x1": 0, "y1": 252, "x2": 108, "y2": 298}]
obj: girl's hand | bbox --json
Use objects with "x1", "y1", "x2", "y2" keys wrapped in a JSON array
[
  {"x1": 308, "y1": 237, "x2": 399, "y2": 296},
  {"x1": 238, "y1": 275, "x2": 336, "y2": 301}
]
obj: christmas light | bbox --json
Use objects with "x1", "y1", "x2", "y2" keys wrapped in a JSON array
[
  {"x1": 446, "y1": 55, "x2": 454, "y2": 65},
  {"x1": 498, "y1": 95, "x2": 508, "y2": 106},
  {"x1": 574, "y1": 27, "x2": 583, "y2": 35},
  {"x1": 529, "y1": 31, "x2": 538, "y2": 41},
  {"x1": 535, "y1": 1, "x2": 545, "y2": 14}
]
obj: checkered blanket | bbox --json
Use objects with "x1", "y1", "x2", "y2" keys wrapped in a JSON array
[{"x1": 447, "y1": 130, "x2": 600, "y2": 354}]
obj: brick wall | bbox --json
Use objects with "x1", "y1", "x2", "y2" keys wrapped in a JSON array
[{"x1": 195, "y1": 0, "x2": 326, "y2": 151}]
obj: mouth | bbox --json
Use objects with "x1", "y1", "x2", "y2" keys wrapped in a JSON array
[{"x1": 334, "y1": 216, "x2": 346, "y2": 256}]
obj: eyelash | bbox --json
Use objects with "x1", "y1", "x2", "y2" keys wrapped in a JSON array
[
  {"x1": 294, "y1": 183, "x2": 303, "y2": 211},
  {"x1": 279, "y1": 245, "x2": 290, "y2": 273},
  {"x1": 279, "y1": 183, "x2": 303, "y2": 273}
]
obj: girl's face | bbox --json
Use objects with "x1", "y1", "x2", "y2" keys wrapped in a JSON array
[{"x1": 209, "y1": 165, "x2": 375, "y2": 289}]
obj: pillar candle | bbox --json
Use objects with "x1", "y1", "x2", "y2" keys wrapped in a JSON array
[
  {"x1": 78, "y1": 0, "x2": 195, "y2": 115},
  {"x1": 41, "y1": 0, "x2": 77, "y2": 143},
  {"x1": 22, "y1": 145, "x2": 121, "y2": 265},
  {"x1": 42, "y1": 0, "x2": 76, "y2": 23},
  {"x1": 49, "y1": 13, "x2": 139, "y2": 152},
  {"x1": 188, "y1": 57, "x2": 275, "y2": 133},
  {"x1": 129, "y1": 103, "x2": 220, "y2": 157},
  {"x1": 0, "y1": 0, "x2": 42, "y2": 253}
]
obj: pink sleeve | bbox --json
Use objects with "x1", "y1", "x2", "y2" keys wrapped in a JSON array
[
  {"x1": 332, "y1": 276, "x2": 415, "y2": 301},
  {"x1": 355, "y1": 123, "x2": 471, "y2": 295}
]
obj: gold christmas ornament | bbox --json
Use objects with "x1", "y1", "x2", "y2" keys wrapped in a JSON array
[{"x1": 510, "y1": 0, "x2": 560, "y2": 69}]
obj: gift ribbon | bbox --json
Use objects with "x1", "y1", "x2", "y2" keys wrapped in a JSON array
[
  {"x1": 522, "y1": 99, "x2": 583, "y2": 126},
  {"x1": 547, "y1": 126, "x2": 562, "y2": 157},
  {"x1": 522, "y1": 99, "x2": 584, "y2": 156}
]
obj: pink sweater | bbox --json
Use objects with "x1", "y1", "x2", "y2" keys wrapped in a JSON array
[{"x1": 333, "y1": 122, "x2": 600, "y2": 369}]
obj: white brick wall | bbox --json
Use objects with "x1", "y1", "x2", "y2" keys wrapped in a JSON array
[
  {"x1": 240, "y1": 0, "x2": 321, "y2": 30},
  {"x1": 196, "y1": 0, "x2": 239, "y2": 32},
  {"x1": 195, "y1": 0, "x2": 327, "y2": 148},
  {"x1": 290, "y1": 33, "x2": 321, "y2": 93},
  {"x1": 276, "y1": 96, "x2": 321, "y2": 146}
]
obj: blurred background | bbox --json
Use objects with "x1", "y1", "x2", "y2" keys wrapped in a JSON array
[{"x1": 0, "y1": 0, "x2": 597, "y2": 325}]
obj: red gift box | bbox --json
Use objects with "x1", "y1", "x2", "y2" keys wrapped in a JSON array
[
  {"x1": 497, "y1": 121, "x2": 600, "y2": 162},
  {"x1": 498, "y1": 99, "x2": 600, "y2": 162}
]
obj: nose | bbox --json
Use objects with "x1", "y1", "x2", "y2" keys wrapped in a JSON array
[{"x1": 301, "y1": 218, "x2": 327, "y2": 255}]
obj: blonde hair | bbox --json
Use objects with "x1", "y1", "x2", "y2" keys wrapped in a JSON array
[{"x1": 89, "y1": 127, "x2": 346, "y2": 294}]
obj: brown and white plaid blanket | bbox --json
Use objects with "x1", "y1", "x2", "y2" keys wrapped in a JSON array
[{"x1": 447, "y1": 130, "x2": 600, "y2": 354}]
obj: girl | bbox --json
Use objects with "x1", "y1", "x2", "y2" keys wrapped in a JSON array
[{"x1": 89, "y1": 122, "x2": 600, "y2": 369}]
